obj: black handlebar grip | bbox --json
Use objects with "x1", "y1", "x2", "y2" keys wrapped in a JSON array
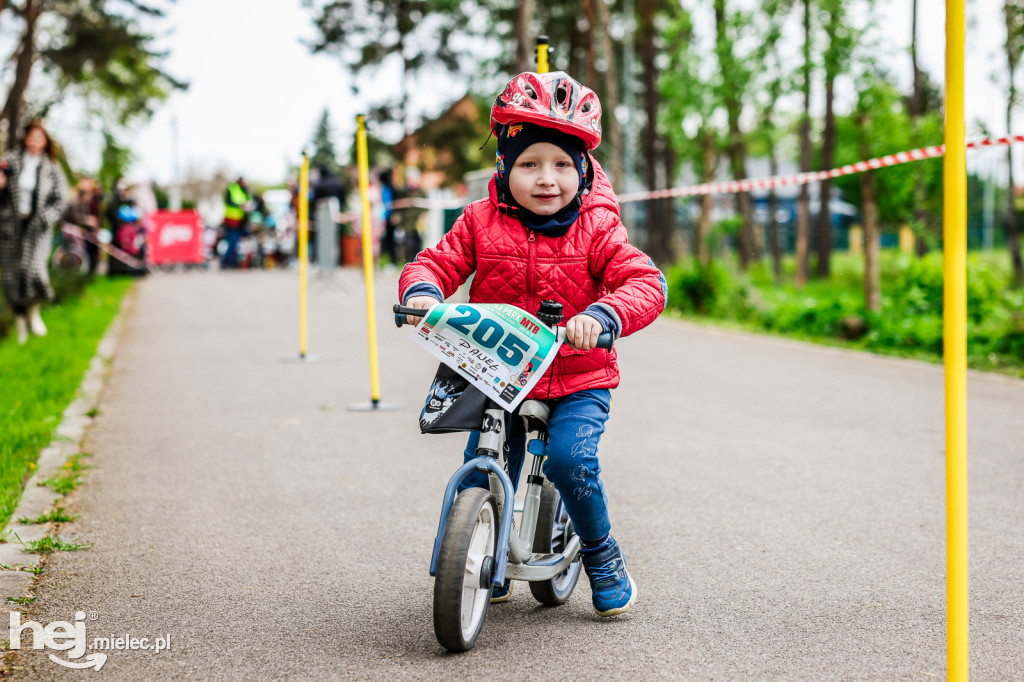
[
  {"x1": 393, "y1": 304, "x2": 425, "y2": 327},
  {"x1": 596, "y1": 332, "x2": 613, "y2": 350}
]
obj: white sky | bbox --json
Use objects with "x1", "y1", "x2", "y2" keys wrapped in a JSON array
[{"x1": 62, "y1": 0, "x2": 1021, "y2": 186}]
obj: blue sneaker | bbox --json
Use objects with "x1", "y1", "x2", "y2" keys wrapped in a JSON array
[
  {"x1": 490, "y1": 580, "x2": 513, "y2": 603},
  {"x1": 581, "y1": 538, "x2": 637, "y2": 616}
]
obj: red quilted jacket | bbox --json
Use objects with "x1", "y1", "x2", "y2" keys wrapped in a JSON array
[{"x1": 399, "y1": 158, "x2": 666, "y2": 399}]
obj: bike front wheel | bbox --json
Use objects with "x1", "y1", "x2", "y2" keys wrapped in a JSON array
[
  {"x1": 52, "y1": 243, "x2": 90, "y2": 274},
  {"x1": 529, "y1": 481, "x2": 582, "y2": 606},
  {"x1": 433, "y1": 487, "x2": 498, "y2": 652}
]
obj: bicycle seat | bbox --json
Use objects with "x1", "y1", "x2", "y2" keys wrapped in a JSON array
[{"x1": 518, "y1": 400, "x2": 550, "y2": 430}]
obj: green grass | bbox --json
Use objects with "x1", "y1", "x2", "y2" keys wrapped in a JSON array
[
  {"x1": 0, "y1": 277, "x2": 132, "y2": 529},
  {"x1": 17, "y1": 506, "x2": 79, "y2": 525},
  {"x1": 21, "y1": 535, "x2": 92, "y2": 554},
  {"x1": 5, "y1": 596, "x2": 35, "y2": 606},
  {"x1": 39, "y1": 453, "x2": 95, "y2": 495}
]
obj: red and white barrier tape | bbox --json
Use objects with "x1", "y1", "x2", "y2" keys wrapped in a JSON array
[
  {"x1": 616, "y1": 134, "x2": 1024, "y2": 203},
  {"x1": 322, "y1": 134, "x2": 1024, "y2": 220},
  {"x1": 61, "y1": 223, "x2": 146, "y2": 270}
]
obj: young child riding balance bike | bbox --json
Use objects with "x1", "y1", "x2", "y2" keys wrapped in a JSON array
[{"x1": 399, "y1": 71, "x2": 667, "y2": 617}]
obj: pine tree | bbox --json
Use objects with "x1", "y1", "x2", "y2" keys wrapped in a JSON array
[{"x1": 309, "y1": 109, "x2": 340, "y2": 173}]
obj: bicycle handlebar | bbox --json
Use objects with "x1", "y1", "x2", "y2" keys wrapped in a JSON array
[
  {"x1": 392, "y1": 304, "x2": 613, "y2": 350},
  {"x1": 393, "y1": 304, "x2": 425, "y2": 327}
]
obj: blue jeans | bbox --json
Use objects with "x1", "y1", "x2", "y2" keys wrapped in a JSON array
[
  {"x1": 221, "y1": 227, "x2": 241, "y2": 268},
  {"x1": 458, "y1": 389, "x2": 612, "y2": 541}
]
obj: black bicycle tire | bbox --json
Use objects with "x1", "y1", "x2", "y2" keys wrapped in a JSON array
[
  {"x1": 433, "y1": 487, "x2": 497, "y2": 652},
  {"x1": 528, "y1": 481, "x2": 582, "y2": 606}
]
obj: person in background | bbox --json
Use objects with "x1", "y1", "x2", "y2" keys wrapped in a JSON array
[
  {"x1": 130, "y1": 179, "x2": 158, "y2": 218},
  {"x1": 0, "y1": 119, "x2": 69, "y2": 344},
  {"x1": 104, "y1": 178, "x2": 131, "y2": 231},
  {"x1": 64, "y1": 177, "x2": 102, "y2": 273},
  {"x1": 221, "y1": 176, "x2": 252, "y2": 269},
  {"x1": 378, "y1": 167, "x2": 398, "y2": 266},
  {"x1": 400, "y1": 166, "x2": 425, "y2": 263},
  {"x1": 311, "y1": 165, "x2": 346, "y2": 266}
]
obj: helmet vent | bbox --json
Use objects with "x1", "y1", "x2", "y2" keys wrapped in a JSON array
[
  {"x1": 524, "y1": 83, "x2": 538, "y2": 99},
  {"x1": 556, "y1": 83, "x2": 568, "y2": 105},
  {"x1": 580, "y1": 101, "x2": 592, "y2": 113}
]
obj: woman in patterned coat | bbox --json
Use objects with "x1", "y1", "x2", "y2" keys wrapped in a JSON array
[{"x1": 0, "y1": 120, "x2": 69, "y2": 344}]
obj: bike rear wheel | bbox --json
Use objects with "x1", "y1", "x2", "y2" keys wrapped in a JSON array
[
  {"x1": 529, "y1": 481, "x2": 582, "y2": 606},
  {"x1": 433, "y1": 487, "x2": 498, "y2": 652}
]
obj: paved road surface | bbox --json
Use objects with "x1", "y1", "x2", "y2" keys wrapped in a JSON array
[{"x1": 10, "y1": 270, "x2": 1024, "y2": 680}]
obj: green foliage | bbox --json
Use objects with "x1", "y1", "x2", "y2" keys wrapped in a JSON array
[
  {"x1": 18, "y1": 506, "x2": 80, "y2": 525},
  {"x1": 98, "y1": 130, "x2": 133, "y2": 192},
  {"x1": 306, "y1": 0, "x2": 473, "y2": 132},
  {"x1": 41, "y1": 0, "x2": 185, "y2": 125},
  {"x1": 0, "y1": 277, "x2": 132, "y2": 528},
  {"x1": 1006, "y1": 0, "x2": 1024, "y2": 86},
  {"x1": 22, "y1": 536, "x2": 92, "y2": 554},
  {"x1": 40, "y1": 453, "x2": 95, "y2": 495},
  {"x1": 659, "y1": 9, "x2": 711, "y2": 173},
  {"x1": 665, "y1": 252, "x2": 1024, "y2": 373},
  {"x1": 833, "y1": 75, "x2": 942, "y2": 228},
  {"x1": 153, "y1": 184, "x2": 169, "y2": 210},
  {"x1": 310, "y1": 108, "x2": 341, "y2": 172},
  {"x1": 666, "y1": 258, "x2": 751, "y2": 318}
]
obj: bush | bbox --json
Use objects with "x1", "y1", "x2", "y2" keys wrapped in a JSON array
[
  {"x1": 666, "y1": 258, "x2": 752, "y2": 318},
  {"x1": 758, "y1": 288, "x2": 864, "y2": 339},
  {"x1": 663, "y1": 250, "x2": 1024, "y2": 372}
]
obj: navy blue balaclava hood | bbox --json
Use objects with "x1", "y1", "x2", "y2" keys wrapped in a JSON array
[{"x1": 495, "y1": 122, "x2": 591, "y2": 235}]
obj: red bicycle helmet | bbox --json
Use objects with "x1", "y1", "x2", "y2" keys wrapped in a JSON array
[{"x1": 490, "y1": 72, "x2": 603, "y2": 151}]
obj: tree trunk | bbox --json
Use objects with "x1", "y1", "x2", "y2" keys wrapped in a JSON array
[
  {"x1": 594, "y1": 0, "x2": 622, "y2": 188},
  {"x1": 638, "y1": 0, "x2": 673, "y2": 264},
  {"x1": 697, "y1": 129, "x2": 715, "y2": 264},
  {"x1": 910, "y1": 0, "x2": 930, "y2": 256},
  {"x1": 816, "y1": 73, "x2": 836, "y2": 278},
  {"x1": 715, "y1": 0, "x2": 757, "y2": 269},
  {"x1": 2, "y1": 0, "x2": 41, "y2": 149},
  {"x1": 663, "y1": 142, "x2": 678, "y2": 260},
  {"x1": 910, "y1": 0, "x2": 922, "y2": 119},
  {"x1": 862, "y1": 174, "x2": 881, "y2": 311},
  {"x1": 768, "y1": 147, "x2": 782, "y2": 281},
  {"x1": 581, "y1": 0, "x2": 599, "y2": 86},
  {"x1": 795, "y1": 0, "x2": 812, "y2": 287},
  {"x1": 569, "y1": 9, "x2": 586, "y2": 77},
  {"x1": 396, "y1": 0, "x2": 412, "y2": 140},
  {"x1": 860, "y1": 116, "x2": 881, "y2": 311},
  {"x1": 1006, "y1": 65, "x2": 1024, "y2": 285},
  {"x1": 515, "y1": 0, "x2": 536, "y2": 73}
]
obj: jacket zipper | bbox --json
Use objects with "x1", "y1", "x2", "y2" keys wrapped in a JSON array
[{"x1": 526, "y1": 230, "x2": 537, "y2": 313}]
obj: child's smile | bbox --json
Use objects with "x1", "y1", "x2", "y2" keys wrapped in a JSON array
[{"x1": 508, "y1": 142, "x2": 579, "y2": 216}]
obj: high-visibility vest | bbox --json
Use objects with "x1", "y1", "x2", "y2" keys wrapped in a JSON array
[{"x1": 224, "y1": 183, "x2": 250, "y2": 222}]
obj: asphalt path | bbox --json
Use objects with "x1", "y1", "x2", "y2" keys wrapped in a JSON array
[{"x1": 10, "y1": 269, "x2": 1024, "y2": 680}]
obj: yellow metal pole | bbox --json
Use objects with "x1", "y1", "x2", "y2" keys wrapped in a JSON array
[
  {"x1": 944, "y1": 1, "x2": 969, "y2": 679},
  {"x1": 536, "y1": 36, "x2": 549, "y2": 74},
  {"x1": 356, "y1": 115, "x2": 381, "y2": 407},
  {"x1": 298, "y1": 152, "x2": 310, "y2": 359}
]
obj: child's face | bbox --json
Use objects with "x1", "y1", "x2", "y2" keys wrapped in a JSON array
[{"x1": 508, "y1": 142, "x2": 579, "y2": 216}]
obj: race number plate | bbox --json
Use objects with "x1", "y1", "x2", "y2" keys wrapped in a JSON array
[{"x1": 411, "y1": 303, "x2": 563, "y2": 412}]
